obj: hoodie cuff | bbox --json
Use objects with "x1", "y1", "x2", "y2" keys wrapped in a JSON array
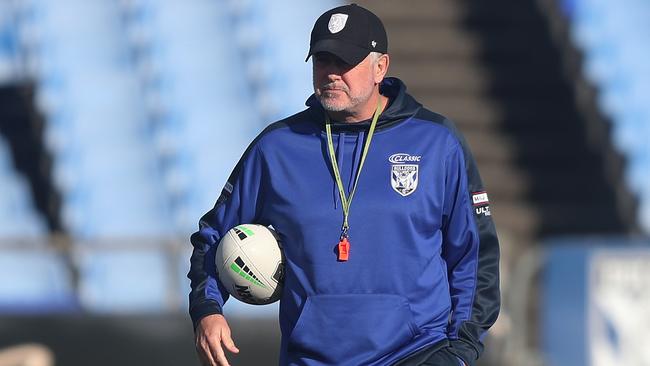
[
  {"x1": 448, "y1": 339, "x2": 479, "y2": 366},
  {"x1": 190, "y1": 301, "x2": 223, "y2": 330}
]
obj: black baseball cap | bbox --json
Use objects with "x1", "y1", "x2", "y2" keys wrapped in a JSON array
[{"x1": 306, "y1": 4, "x2": 388, "y2": 66}]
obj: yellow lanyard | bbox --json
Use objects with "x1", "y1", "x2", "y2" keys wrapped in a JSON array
[{"x1": 325, "y1": 98, "x2": 382, "y2": 239}]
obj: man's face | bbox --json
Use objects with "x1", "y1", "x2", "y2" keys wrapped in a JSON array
[{"x1": 312, "y1": 52, "x2": 377, "y2": 114}]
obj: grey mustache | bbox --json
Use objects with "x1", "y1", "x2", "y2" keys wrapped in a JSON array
[{"x1": 321, "y1": 84, "x2": 347, "y2": 91}]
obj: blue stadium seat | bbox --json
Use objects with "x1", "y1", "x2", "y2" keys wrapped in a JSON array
[
  {"x1": 124, "y1": 0, "x2": 263, "y2": 233},
  {"x1": 177, "y1": 246, "x2": 192, "y2": 311},
  {"x1": 15, "y1": 0, "x2": 175, "y2": 239},
  {"x1": 0, "y1": 1, "x2": 20, "y2": 84},
  {"x1": 245, "y1": 0, "x2": 343, "y2": 121},
  {"x1": 74, "y1": 247, "x2": 170, "y2": 313},
  {"x1": 0, "y1": 249, "x2": 76, "y2": 312}
]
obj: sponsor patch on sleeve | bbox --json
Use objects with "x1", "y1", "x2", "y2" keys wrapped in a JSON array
[
  {"x1": 472, "y1": 191, "x2": 489, "y2": 206},
  {"x1": 472, "y1": 191, "x2": 491, "y2": 216},
  {"x1": 475, "y1": 205, "x2": 491, "y2": 216},
  {"x1": 224, "y1": 182, "x2": 234, "y2": 194},
  {"x1": 215, "y1": 181, "x2": 234, "y2": 205}
]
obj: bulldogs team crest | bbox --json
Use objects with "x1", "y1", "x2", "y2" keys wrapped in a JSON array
[
  {"x1": 389, "y1": 153, "x2": 421, "y2": 197},
  {"x1": 328, "y1": 13, "x2": 348, "y2": 33}
]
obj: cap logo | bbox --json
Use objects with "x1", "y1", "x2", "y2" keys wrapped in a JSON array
[
  {"x1": 371, "y1": 40, "x2": 377, "y2": 48},
  {"x1": 328, "y1": 13, "x2": 348, "y2": 34}
]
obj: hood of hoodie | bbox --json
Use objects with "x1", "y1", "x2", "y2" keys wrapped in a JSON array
[{"x1": 305, "y1": 77, "x2": 423, "y2": 132}]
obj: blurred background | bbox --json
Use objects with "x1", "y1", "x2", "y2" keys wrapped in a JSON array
[{"x1": 0, "y1": 0, "x2": 648, "y2": 365}]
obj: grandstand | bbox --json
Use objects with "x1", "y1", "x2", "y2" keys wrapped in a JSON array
[
  {"x1": 0, "y1": 0, "x2": 648, "y2": 365},
  {"x1": 559, "y1": 0, "x2": 650, "y2": 232}
]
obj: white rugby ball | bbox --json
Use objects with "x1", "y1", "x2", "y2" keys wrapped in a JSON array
[{"x1": 215, "y1": 224, "x2": 284, "y2": 305}]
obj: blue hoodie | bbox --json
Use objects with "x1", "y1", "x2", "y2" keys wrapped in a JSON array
[{"x1": 188, "y1": 78, "x2": 500, "y2": 366}]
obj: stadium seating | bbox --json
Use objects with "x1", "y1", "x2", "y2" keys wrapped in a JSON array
[
  {"x1": 122, "y1": 0, "x2": 265, "y2": 232},
  {"x1": 0, "y1": 138, "x2": 70, "y2": 311},
  {"x1": 75, "y1": 245, "x2": 171, "y2": 313},
  {"x1": 4, "y1": 0, "x2": 342, "y2": 313},
  {"x1": 0, "y1": 1, "x2": 20, "y2": 84},
  {"x1": 16, "y1": 0, "x2": 173, "y2": 239},
  {"x1": 0, "y1": 248, "x2": 77, "y2": 312},
  {"x1": 11, "y1": 0, "x2": 344, "y2": 238},
  {"x1": 231, "y1": 0, "x2": 337, "y2": 122},
  {"x1": 562, "y1": 0, "x2": 650, "y2": 232}
]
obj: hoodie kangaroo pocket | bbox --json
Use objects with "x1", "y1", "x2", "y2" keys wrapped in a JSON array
[{"x1": 287, "y1": 294, "x2": 419, "y2": 365}]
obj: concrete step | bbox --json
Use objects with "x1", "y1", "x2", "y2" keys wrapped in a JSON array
[
  {"x1": 462, "y1": 129, "x2": 575, "y2": 159},
  {"x1": 389, "y1": 59, "x2": 492, "y2": 95},
  {"x1": 389, "y1": 58, "x2": 565, "y2": 96},
  {"x1": 384, "y1": 21, "x2": 552, "y2": 59},
  {"x1": 461, "y1": 129, "x2": 518, "y2": 163},
  {"x1": 461, "y1": 129, "x2": 601, "y2": 164},
  {"x1": 490, "y1": 201, "x2": 540, "y2": 238},
  {"x1": 413, "y1": 92, "x2": 577, "y2": 128},
  {"x1": 478, "y1": 159, "x2": 616, "y2": 203},
  {"x1": 491, "y1": 199, "x2": 627, "y2": 239},
  {"x1": 386, "y1": 24, "x2": 482, "y2": 59},
  {"x1": 412, "y1": 93, "x2": 506, "y2": 125},
  {"x1": 476, "y1": 163, "x2": 529, "y2": 198},
  {"x1": 356, "y1": 0, "x2": 467, "y2": 23},
  {"x1": 357, "y1": 0, "x2": 541, "y2": 24}
]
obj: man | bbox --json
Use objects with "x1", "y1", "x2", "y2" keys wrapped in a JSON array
[{"x1": 189, "y1": 4, "x2": 500, "y2": 366}]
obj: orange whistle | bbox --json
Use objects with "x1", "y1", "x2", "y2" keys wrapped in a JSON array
[{"x1": 338, "y1": 238, "x2": 350, "y2": 261}]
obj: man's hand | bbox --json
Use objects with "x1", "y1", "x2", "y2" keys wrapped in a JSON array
[{"x1": 195, "y1": 314, "x2": 240, "y2": 366}]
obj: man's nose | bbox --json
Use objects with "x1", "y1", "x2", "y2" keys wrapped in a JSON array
[{"x1": 325, "y1": 70, "x2": 341, "y2": 82}]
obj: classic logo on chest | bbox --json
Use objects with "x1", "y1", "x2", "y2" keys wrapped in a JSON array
[{"x1": 389, "y1": 153, "x2": 421, "y2": 197}]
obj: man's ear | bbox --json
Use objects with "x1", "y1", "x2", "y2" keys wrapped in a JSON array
[{"x1": 375, "y1": 54, "x2": 390, "y2": 83}]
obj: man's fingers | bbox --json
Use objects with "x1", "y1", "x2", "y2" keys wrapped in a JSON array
[
  {"x1": 208, "y1": 327, "x2": 240, "y2": 365},
  {"x1": 199, "y1": 349, "x2": 216, "y2": 366},
  {"x1": 221, "y1": 328, "x2": 240, "y2": 354},
  {"x1": 194, "y1": 315, "x2": 238, "y2": 366},
  {"x1": 196, "y1": 337, "x2": 217, "y2": 366},
  {"x1": 209, "y1": 340, "x2": 230, "y2": 366}
]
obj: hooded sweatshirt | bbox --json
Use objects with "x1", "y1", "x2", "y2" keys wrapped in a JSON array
[{"x1": 188, "y1": 77, "x2": 500, "y2": 366}]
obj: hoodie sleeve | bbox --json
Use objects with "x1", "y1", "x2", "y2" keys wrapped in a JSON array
[
  {"x1": 187, "y1": 144, "x2": 265, "y2": 329},
  {"x1": 441, "y1": 135, "x2": 501, "y2": 366}
]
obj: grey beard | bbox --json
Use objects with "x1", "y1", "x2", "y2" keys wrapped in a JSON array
[
  {"x1": 319, "y1": 97, "x2": 347, "y2": 112},
  {"x1": 317, "y1": 93, "x2": 368, "y2": 113}
]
